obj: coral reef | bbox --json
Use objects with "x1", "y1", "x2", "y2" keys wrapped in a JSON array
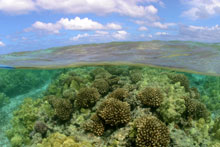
[
  {"x1": 34, "y1": 121, "x2": 48, "y2": 135},
  {"x1": 36, "y1": 132, "x2": 92, "y2": 147},
  {"x1": 129, "y1": 69, "x2": 142, "y2": 83},
  {"x1": 184, "y1": 96, "x2": 210, "y2": 120},
  {"x1": 4, "y1": 65, "x2": 219, "y2": 147},
  {"x1": 52, "y1": 98, "x2": 73, "y2": 121},
  {"x1": 168, "y1": 73, "x2": 190, "y2": 92},
  {"x1": 97, "y1": 98, "x2": 131, "y2": 126},
  {"x1": 83, "y1": 114, "x2": 105, "y2": 136},
  {"x1": 92, "y1": 79, "x2": 110, "y2": 95},
  {"x1": 107, "y1": 88, "x2": 128, "y2": 101},
  {"x1": 75, "y1": 87, "x2": 100, "y2": 108},
  {"x1": 138, "y1": 87, "x2": 163, "y2": 107},
  {"x1": 134, "y1": 115, "x2": 170, "y2": 147},
  {"x1": 211, "y1": 117, "x2": 220, "y2": 140}
]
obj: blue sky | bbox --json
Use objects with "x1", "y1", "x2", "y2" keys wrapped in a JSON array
[{"x1": 0, "y1": 0, "x2": 220, "y2": 54}]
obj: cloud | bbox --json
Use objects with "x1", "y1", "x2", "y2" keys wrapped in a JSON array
[
  {"x1": 0, "y1": 41, "x2": 5, "y2": 46},
  {"x1": 0, "y1": 0, "x2": 35, "y2": 14},
  {"x1": 58, "y1": 17, "x2": 104, "y2": 30},
  {"x1": 95, "y1": 31, "x2": 109, "y2": 35},
  {"x1": 135, "y1": 20, "x2": 176, "y2": 29},
  {"x1": 27, "y1": 17, "x2": 122, "y2": 34},
  {"x1": 181, "y1": 0, "x2": 220, "y2": 20},
  {"x1": 178, "y1": 24, "x2": 220, "y2": 42},
  {"x1": 155, "y1": 32, "x2": 168, "y2": 35},
  {"x1": 138, "y1": 26, "x2": 148, "y2": 31},
  {"x1": 70, "y1": 33, "x2": 89, "y2": 41},
  {"x1": 112, "y1": 30, "x2": 128, "y2": 40},
  {"x1": 0, "y1": 0, "x2": 160, "y2": 20},
  {"x1": 35, "y1": 0, "x2": 159, "y2": 20},
  {"x1": 106, "y1": 23, "x2": 122, "y2": 30},
  {"x1": 70, "y1": 30, "x2": 128, "y2": 41}
]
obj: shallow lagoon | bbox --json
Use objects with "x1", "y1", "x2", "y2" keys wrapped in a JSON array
[{"x1": 0, "y1": 64, "x2": 220, "y2": 147}]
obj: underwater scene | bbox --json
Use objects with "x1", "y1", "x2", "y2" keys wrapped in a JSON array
[{"x1": 0, "y1": 64, "x2": 220, "y2": 147}]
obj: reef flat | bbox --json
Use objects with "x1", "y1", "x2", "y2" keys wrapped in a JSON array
[
  {"x1": 0, "y1": 41, "x2": 220, "y2": 76},
  {"x1": 2, "y1": 65, "x2": 220, "y2": 147}
]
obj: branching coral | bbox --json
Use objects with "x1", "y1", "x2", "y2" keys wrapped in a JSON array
[
  {"x1": 52, "y1": 98, "x2": 73, "y2": 121},
  {"x1": 108, "y1": 88, "x2": 128, "y2": 101},
  {"x1": 97, "y1": 98, "x2": 131, "y2": 126},
  {"x1": 129, "y1": 69, "x2": 142, "y2": 83},
  {"x1": 92, "y1": 79, "x2": 110, "y2": 95},
  {"x1": 138, "y1": 87, "x2": 164, "y2": 107},
  {"x1": 83, "y1": 114, "x2": 105, "y2": 136},
  {"x1": 75, "y1": 87, "x2": 100, "y2": 108},
  {"x1": 184, "y1": 97, "x2": 210, "y2": 120},
  {"x1": 134, "y1": 115, "x2": 170, "y2": 147}
]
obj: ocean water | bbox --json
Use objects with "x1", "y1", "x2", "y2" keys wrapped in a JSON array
[{"x1": 0, "y1": 64, "x2": 220, "y2": 147}]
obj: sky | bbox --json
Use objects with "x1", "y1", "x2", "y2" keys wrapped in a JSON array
[{"x1": 0, "y1": 0, "x2": 220, "y2": 54}]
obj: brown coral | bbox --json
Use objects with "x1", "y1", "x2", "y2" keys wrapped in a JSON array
[
  {"x1": 129, "y1": 70, "x2": 142, "y2": 83},
  {"x1": 108, "y1": 88, "x2": 128, "y2": 101},
  {"x1": 52, "y1": 98, "x2": 73, "y2": 121},
  {"x1": 184, "y1": 97, "x2": 210, "y2": 120},
  {"x1": 138, "y1": 87, "x2": 164, "y2": 107},
  {"x1": 92, "y1": 79, "x2": 110, "y2": 95},
  {"x1": 168, "y1": 73, "x2": 190, "y2": 92},
  {"x1": 97, "y1": 98, "x2": 131, "y2": 126},
  {"x1": 135, "y1": 116, "x2": 170, "y2": 147},
  {"x1": 75, "y1": 87, "x2": 100, "y2": 108},
  {"x1": 83, "y1": 114, "x2": 105, "y2": 136}
]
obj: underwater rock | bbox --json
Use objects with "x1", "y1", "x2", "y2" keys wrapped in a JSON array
[
  {"x1": 97, "y1": 98, "x2": 131, "y2": 126},
  {"x1": 138, "y1": 87, "x2": 164, "y2": 107},
  {"x1": 75, "y1": 87, "x2": 100, "y2": 108},
  {"x1": 134, "y1": 115, "x2": 170, "y2": 147}
]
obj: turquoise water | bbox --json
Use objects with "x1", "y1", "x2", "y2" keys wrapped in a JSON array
[{"x1": 0, "y1": 65, "x2": 219, "y2": 147}]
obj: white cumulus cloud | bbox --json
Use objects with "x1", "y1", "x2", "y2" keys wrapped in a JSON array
[
  {"x1": 70, "y1": 33, "x2": 89, "y2": 41},
  {"x1": 112, "y1": 30, "x2": 128, "y2": 40},
  {"x1": 0, "y1": 41, "x2": 5, "y2": 46},
  {"x1": 135, "y1": 20, "x2": 176, "y2": 29},
  {"x1": 181, "y1": 0, "x2": 220, "y2": 20},
  {"x1": 35, "y1": 0, "x2": 159, "y2": 20},
  {"x1": 27, "y1": 17, "x2": 122, "y2": 34},
  {"x1": 0, "y1": 0, "x2": 35, "y2": 14}
]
